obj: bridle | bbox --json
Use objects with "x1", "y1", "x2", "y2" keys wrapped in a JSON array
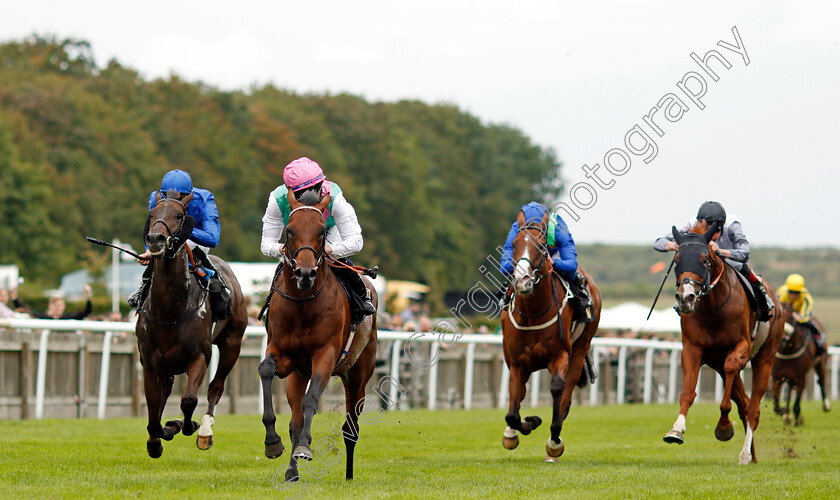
[
  {"x1": 274, "y1": 205, "x2": 328, "y2": 302},
  {"x1": 149, "y1": 197, "x2": 189, "y2": 257},
  {"x1": 676, "y1": 241, "x2": 725, "y2": 300},
  {"x1": 280, "y1": 206, "x2": 326, "y2": 271},
  {"x1": 513, "y1": 222, "x2": 552, "y2": 288}
]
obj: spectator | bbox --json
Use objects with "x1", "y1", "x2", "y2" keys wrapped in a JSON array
[
  {"x1": 400, "y1": 296, "x2": 423, "y2": 323},
  {"x1": 11, "y1": 285, "x2": 93, "y2": 320},
  {"x1": 0, "y1": 289, "x2": 14, "y2": 318}
]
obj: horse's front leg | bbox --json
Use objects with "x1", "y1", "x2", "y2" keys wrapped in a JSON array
[
  {"x1": 771, "y1": 375, "x2": 784, "y2": 415},
  {"x1": 143, "y1": 369, "x2": 174, "y2": 458},
  {"x1": 742, "y1": 347, "x2": 777, "y2": 464},
  {"x1": 292, "y1": 355, "x2": 333, "y2": 462},
  {"x1": 793, "y1": 380, "x2": 806, "y2": 426},
  {"x1": 503, "y1": 365, "x2": 542, "y2": 450},
  {"x1": 284, "y1": 371, "x2": 307, "y2": 482},
  {"x1": 716, "y1": 340, "x2": 749, "y2": 442},
  {"x1": 543, "y1": 349, "x2": 571, "y2": 462},
  {"x1": 259, "y1": 353, "x2": 285, "y2": 459},
  {"x1": 815, "y1": 357, "x2": 831, "y2": 412},
  {"x1": 179, "y1": 352, "x2": 207, "y2": 437},
  {"x1": 664, "y1": 342, "x2": 702, "y2": 444}
]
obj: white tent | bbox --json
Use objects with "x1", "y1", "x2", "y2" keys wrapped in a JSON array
[{"x1": 598, "y1": 301, "x2": 681, "y2": 333}]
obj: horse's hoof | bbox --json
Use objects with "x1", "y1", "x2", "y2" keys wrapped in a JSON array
[
  {"x1": 738, "y1": 450, "x2": 752, "y2": 465},
  {"x1": 714, "y1": 424, "x2": 734, "y2": 442},
  {"x1": 197, "y1": 435, "x2": 213, "y2": 450},
  {"x1": 285, "y1": 468, "x2": 300, "y2": 482},
  {"x1": 543, "y1": 455, "x2": 560, "y2": 463},
  {"x1": 524, "y1": 416, "x2": 543, "y2": 431},
  {"x1": 162, "y1": 420, "x2": 183, "y2": 441},
  {"x1": 265, "y1": 440, "x2": 285, "y2": 459},
  {"x1": 292, "y1": 445, "x2": 313, "y2": 461},
  {"x1": 663, "y1": 429, "x2": 684, "y2": 444},
  {"x1": 823, "y1": 400, "x2": 831, "y2": 412},
  {"x1": 181, "y1": 420, "x2": 200, "y2": 436},
  {"x1": 795, "y1": 416, "x2": 804, "y2": 427},
  {"x1": 546, "y1": 438, "x2": 565, "y2": 458},
  {"x1": 783, "y1": 413, "x2": 792, "y2": 425},
  {"x1": 147, "y1": 440, "x2": 163, "y2": 459},
  {"x1": 502, "y1": 427, "x2": 519, "y2": 450}
]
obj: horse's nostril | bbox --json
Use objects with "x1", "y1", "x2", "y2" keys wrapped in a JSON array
[
  {"x1": 293, "y1": 269, "x2": 303, "y2": 279},
  {"x1": 308, "y1": 270, "x2": 317, "y2": 280}
]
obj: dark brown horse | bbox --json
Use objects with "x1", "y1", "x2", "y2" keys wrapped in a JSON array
[
  {"x1": 136, "y1": 190, "x2": 248, "y2": 458},
  {"x1": 259, "y1": 188, "x2": 378, "y2": 482},
  {"x1": 500, "y1": 209, "x2": 601, "y2": 462},
  {"x1": 663, "y1": 221, "x2": 784, "y2": 464},
  {"x1": 771, "y1": 303, "x2": 830, "y2": 425}
]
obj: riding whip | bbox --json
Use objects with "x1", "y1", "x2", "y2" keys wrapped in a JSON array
[
  {"x1": 647, "y1": 255, "x2": 676, "y2": 320},
  {"x1": 85, "y1": 236, "x2": 143, "y2": 259}
]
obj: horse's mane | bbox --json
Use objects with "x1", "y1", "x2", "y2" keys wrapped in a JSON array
[
  {"x1": 688, "y1": 220, "x2": 712, "y2": 234},
  {"x1": 297, "y1": 188, "x2": 322, "y2": 206}
]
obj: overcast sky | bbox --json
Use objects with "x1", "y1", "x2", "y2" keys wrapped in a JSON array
[{"x1": 2, "y1": 1, "x2": 838, "y2": 248}]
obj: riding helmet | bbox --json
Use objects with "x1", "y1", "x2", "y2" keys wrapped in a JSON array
[
  {"x1": 785, "y1": 273, "x2": 805, "y2": 292},
  {"x1": 160, "y1": 169, "x2": 193, "y2": 194},
  {"x1": 697, "y1": 201, "x2": 726, "y2": 227}
]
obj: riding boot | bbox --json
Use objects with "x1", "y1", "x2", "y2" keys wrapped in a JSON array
[
  {"x1": 572, "y1": 273, "x2": 595, "y2": 322},
  {"x1": 499, "y1": 286, "x2": 513, "y2": 311},
  {"x1": 751, "y1": 278, "x2": 774, "y2": 322},
  {"x1": 350, "y1": 271, "x2": 376, "y2": 316},
  {"x1": 191, "y1": 247, "x2": 231, "y2": 320},
  {"x1": 811, "y1": 325, "x2": 827, "y2": 355},
  {"x1": 127, "y1": 265, "x2": 153, "y2": 309}
]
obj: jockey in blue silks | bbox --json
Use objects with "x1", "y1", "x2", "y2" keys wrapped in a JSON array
[
  {"x1": 127, "y1": 169, "x2": 231, "y2": 319},
  {"x1": 500, "y1": 202, "x2": 593, "y2": 321}
]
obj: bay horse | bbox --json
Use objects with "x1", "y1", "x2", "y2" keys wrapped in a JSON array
[
  {"x1": 771, "y1": 303, "x2": 830, "y2": 425},
  {"x1": 259, "y1": 188, "x2": 378, "y2": 482},
  {"x1": 136, "y1": 190, "x2": 248, "y2": 458},
  {"x1": 663, "y1": 221, "x2": 784, "y2": 464},
  {"x1": 500, "y1": 209, "x2": 601, "y2": 462}
]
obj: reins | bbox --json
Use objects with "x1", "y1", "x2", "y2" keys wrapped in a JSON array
[{"x1": 140, "y1": 244, "x2": 209, "y2": 326}]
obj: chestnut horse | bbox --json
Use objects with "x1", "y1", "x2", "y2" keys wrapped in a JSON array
[
  {"x1": 259, "y1": 188, "x2": 378, "y2": 482},
  {"x1": 136, "y1": 190, "x2": 248, "y2": 458},
  {"x1": 500, "y1": 209, "x2": 601, "y2": 462},
  {"x1": 771, "y1": 303, "x2": 830, "y2": 425},
  {"x1": 663, "y1": 221, "x2": 784, "y2": 464}
]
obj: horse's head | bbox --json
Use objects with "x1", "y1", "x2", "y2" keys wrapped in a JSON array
[
  {"x1": 145, "y1": 190, "x2": 195, "y2": 258},
  {"x1": 285, "y1": 188, "x2": 330, "y2": 291},
  {"x1": 672, "y1": 221, "x2": 718, "y2": 314},
  {"x1": 510, "y1": 209, "x2": 551, "y2": 296}
]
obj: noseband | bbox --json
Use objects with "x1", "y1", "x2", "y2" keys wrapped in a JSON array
[{"x1": 282, "y1": 206, "x2": 326, "y2": 271}]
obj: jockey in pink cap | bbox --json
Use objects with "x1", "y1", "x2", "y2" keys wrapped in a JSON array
[{"x1": 260, "y1": 157, "x2": 376, "y2": 317}]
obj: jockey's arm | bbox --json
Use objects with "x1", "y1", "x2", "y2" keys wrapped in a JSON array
[
  {"x1": 326, "y1": 194, "x2": 363, "y2": 258},
  {"x1": 723, "y1": 221, "x2": 750, "y2": 263},
  {"x1": 654, "y1": 233, "x2": 677, "y2": 252},
  {"x1": 552, "y1": 228, "x2": 579, "y2": 278},
  {"x1": 796, "y1": 294, "x2": 813, "y2": 323},
  {"x1": 188, "y1": 193, "x2": 220, "y2": 248},
  {"x1": 260, "y1": 194, "x2": 285, "y2": 258}
]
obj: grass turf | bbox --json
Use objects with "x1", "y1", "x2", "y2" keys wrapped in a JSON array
[{"x1": 1, "y1": 399, "x2": 838, "y2": 499}]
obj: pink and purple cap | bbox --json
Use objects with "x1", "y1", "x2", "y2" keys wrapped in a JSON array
[{"x1": 283, "y1": 157, "x2": 326, "y2": 192}]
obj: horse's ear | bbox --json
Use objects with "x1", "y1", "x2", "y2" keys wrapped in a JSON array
[
  {"x1": 181, "y1": 192, "x2": 194, "y2": 206},
  {"x1": 154, "y1": 191, "x2": 162, "y2": 204},
  {"x1": 288, "y1": 188, "x2": 301, "y2": 209},
  {"x1": 702, "y1": 221, "x2": 718, "y2": 243},
  {"x1": 671, "y1": 226, "x2": 683, "y2": 245},
  {"x1": 316, "y1": 194, "x2": 331, "y2": 215}
]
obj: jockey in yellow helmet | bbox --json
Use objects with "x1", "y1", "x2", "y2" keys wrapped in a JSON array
[{"x1": 777, "y1": 273, "x2": 826, "y2": 354}]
